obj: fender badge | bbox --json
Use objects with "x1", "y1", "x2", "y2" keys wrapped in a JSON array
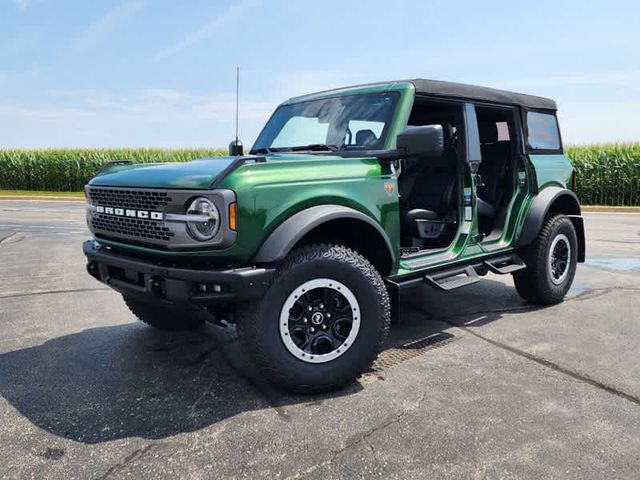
[{"x1": 384, "y1": 182, "x2": 395, "y2": 194}]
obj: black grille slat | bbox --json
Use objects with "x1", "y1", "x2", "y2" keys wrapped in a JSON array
[
  {"x1": 91, "y1": 214, "x2": 175, "y2": 241},
  {"x1": 87, "y1": 187, "x2": 177, "y2": 244},
  {"x1": 88, "y1": 187, "x2": 172, "y2": 211}
]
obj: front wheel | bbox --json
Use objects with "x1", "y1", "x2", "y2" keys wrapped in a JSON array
[
  {"x1": 236, "y1": 244, "x2": 390, "y2": 394},
  {"x1": 513, "y1": 214, "x2": 578, "y2": 304}
]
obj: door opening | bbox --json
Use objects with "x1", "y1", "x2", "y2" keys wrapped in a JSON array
[
  {"x1": 474, "y1": 105, "x2": 519, "y2": 241},
  {"x1": 398, "y1": 98, "x2": 464, "y2": 255}
]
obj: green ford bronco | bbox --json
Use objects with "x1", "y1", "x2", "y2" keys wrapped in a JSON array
[{"x1": 83, "y1": 79, "x2": 584, "y2": 393}]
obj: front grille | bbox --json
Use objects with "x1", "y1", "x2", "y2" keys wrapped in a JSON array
[
  {"x1": 87, "y1": 187, "x2": 173, "y2": 211},
  {"x1": 91, "y1": 214, "x2": 175, "y2": 242},
  {"x1": 87, "y1": 186, "x2": 177, "y2": 245}
]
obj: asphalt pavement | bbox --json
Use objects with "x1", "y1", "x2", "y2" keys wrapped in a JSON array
[{"x1": 0, "y1": 200, "x2": 639, "y2": 479}]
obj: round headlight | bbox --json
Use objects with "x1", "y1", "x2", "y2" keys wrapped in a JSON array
[{"x1": 186, "y1": 197, "x2": 220, "y2": 241}]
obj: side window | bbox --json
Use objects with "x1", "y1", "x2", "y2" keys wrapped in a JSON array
[
  {"x1": 272, "y1": 116, "x2": 329, "y2": 148},
  {"x1": 527, "y1": 111, "x2": 561, "y2": 150}
]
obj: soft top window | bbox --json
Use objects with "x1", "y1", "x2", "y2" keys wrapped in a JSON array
[{"x1": 527, "y1": 111, "x2": 561, "y2": 151}]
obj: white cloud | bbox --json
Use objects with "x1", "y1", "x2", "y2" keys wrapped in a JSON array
[
  {"x1": 154, "y1": 0, "x2": 260, "y2": 61},
  {"x1": 141, "y1": 89, "x2": 191, "y2": 101},
  {"x1": 49, "y1": 89, "x2": 119, "y2": 108},
  {"x1": 15, "y1": 0, "x2": 28, "y2": 9},
  {"x1": 0, "y1": 87, "x2": 277, "y2": 148},
  {"x1": 3, "y1": 82, "x2": 639, "y2": 147},
  {"x1": 68, "y1": 1, "x2": 145, "y2": 53}
]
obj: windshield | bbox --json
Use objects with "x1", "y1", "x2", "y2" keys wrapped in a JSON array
[{"x1": 251, "y1": 92, "x2": 400, "y2": 154}]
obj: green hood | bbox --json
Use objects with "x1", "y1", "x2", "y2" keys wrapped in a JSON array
[{"x1": 88, "y1": 157, "x2": 237, "y2": 189}]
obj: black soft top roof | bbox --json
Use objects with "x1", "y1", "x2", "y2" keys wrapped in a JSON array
[{"x1": 411, "y1": 79, "x2": 556, "y2": 111}]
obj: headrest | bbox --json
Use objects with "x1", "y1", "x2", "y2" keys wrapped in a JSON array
[
  {"x1": 355, "y1": 129, "x2": 378, "y2": 146},
  {"x1": 478, "y1": 121, "x2": 498, "y2": 143}
]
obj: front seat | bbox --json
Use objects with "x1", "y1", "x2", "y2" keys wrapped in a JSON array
[
  {"x1": 403, "y1": 177, "x2": 456, "y2": 238},
  {"x1": 355, "y1": 129, "x2": 378, "y2": 147},
  {"x1": 399, "y1": 128, "x2": 457, "y2": 240}
]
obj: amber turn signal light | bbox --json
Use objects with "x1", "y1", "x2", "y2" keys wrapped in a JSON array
[{"x1": 229, "y1": 202, "x2": 237, "y2": 231}]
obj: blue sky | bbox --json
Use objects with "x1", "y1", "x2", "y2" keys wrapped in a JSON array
[{"x1": 1, "y1": 0, "x2": 638, "y2": 148}]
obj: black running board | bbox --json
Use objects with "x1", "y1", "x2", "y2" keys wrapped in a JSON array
[
  {"x1": 424, "y1": 266, "x2": 480, "y2": 291},
  {"x1": 484, "y1": 253, "x2": 527, "y2": 275},
  {"x1": 390, "y1": 252, "x2": 528, "y2": 294}
]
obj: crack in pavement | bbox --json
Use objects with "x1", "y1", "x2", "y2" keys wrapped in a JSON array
[
  {"x1": 0, "y1": 231, "x2": 17, "y2": 246},
  {"x1": 0, "y1": 287, "x2": 111, "y2": 300},
  {"x1": 404, "y1": 285, "x2": 640, "y2": 407},
  {"x1": 94, "y1": 443, "x2": 167, "y2": 479},
  {"x1": 589, "y1": 238, "x2": 640, "y2": 245},
  {"x1": 407, "y1": 285, "x2": 640, "y2": 407},
  {"x1": 219, "y1": 337, "x2": 292, "y2": 421},
  {"x1": 180, "y1": 327, "x2": 292, "y2": 421},
  {"x1": 408, "y1": 285, "x2": 640, "y2": 324},
  {"x1": 444, "y1": 320, "x2": 640, "y2": 407},
  {"x1": 284, "y1": 392, "x2": 428, "y2": 480},
  {"x1": 569, "y1": 285, "x2": 640, "y2": 301}
]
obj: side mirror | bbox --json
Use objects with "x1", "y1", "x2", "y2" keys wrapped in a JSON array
[
  {"x1": 396, "y1": 125, "x2": 444, "y2": 158},
  {"x1": 229, "y1": 139, "x2": 243, "y2": 156}
]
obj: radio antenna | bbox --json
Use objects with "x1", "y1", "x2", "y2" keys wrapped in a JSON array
[
  {"x1": 235, "y1": 66, "x2": 240, "y2": 145},
  {"x1": 228, "y1": 66, "x2": 243, "y2": 156}
]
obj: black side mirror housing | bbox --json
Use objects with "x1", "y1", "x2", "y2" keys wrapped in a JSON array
[
  {"x1": 229, "y1": 139, "x2": 244, "y2": 156},
  {"x1": 396, "y1": 125, "x2": 444, "y2": 158}
]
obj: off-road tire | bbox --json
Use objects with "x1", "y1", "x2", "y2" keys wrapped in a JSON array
[
  {"x1": 123, "y1": 296, "x2": 205, "y2": 331},
  {"x1": 236, "y1": 244, "x2": 391, "y2": 394},
  {"x1": 513, "y1": 214, "x2": 578, "y2": 304}
]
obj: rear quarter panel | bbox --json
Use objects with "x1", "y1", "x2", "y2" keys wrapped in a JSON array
[
  {"x1": 529, "y1": 153, "x2": 574, "y2": 190},
  {"x1": 511, "y1": 153, "x2": 577, "y2": 244}
]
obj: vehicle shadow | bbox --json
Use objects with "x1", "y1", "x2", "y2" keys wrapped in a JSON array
[{"x1": 0, "y1": 277, "x2": 532, "y2": 444}]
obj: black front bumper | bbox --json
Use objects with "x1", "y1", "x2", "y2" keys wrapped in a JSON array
[{"x1": 83, "y1": 240, "x2": 275, "y2": 305}]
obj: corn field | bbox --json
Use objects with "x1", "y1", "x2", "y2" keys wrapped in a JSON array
[
  {"x1": 0, "y1": 148, "x2": 226, "y2": 192},
  {"x1": 567, "y1": 144, "x2": 640, "y2": 206},
  {"x1": 0, "y1": 145, "x2": 639, "y2": 205}
]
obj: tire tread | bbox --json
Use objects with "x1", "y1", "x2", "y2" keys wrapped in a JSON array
[
  {"x1": 236, "y1": 243, "x2": 390, "y2": 394},
  {"x1": 514, "y1": 214, "x2": 576, "y2": 305}
]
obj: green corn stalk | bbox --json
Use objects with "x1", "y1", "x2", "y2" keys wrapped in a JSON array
[
  {"x1": 1, "y1": 145, "x2": 639, "y2": 205},
  {"x1": 566, "y1": 143, "x2": 640, "y2": 206},
  {"x1": 0, "y1": 148, "x2": 226, "y2": 192}
]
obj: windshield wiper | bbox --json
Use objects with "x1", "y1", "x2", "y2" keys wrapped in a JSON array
[
  {"x1": 249, "y1": 147, "x2": 275, "y2": 154},
  {"x1": 250, "y1": 144, "x2": 339, "y2": 154},
  {"x1": 286, "y1": 144, "x2": 339, "y2": 152}
]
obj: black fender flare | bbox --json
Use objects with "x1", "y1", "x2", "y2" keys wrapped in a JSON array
[
  {"x1": 517, "y1": 186, "x2": 585, "y2": 262},
  {"x1": 253, "y1": 204, "x2": 396, "y2": 266}
]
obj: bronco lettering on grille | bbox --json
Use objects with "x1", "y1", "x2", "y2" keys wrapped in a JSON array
[{"x1": 96, "y1": 205, "x2": 163, "y2": 220}]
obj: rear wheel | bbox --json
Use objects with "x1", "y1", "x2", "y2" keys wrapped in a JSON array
[
  {"x1": 513, "y1": 214, "x2": 577, "y2": 304},
  {"x1": 236, "y1": 244, "x2": 390, "y2": 394},
  {"x1": 123, "y1": 296, "x2": 205, "y2": 331}
]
